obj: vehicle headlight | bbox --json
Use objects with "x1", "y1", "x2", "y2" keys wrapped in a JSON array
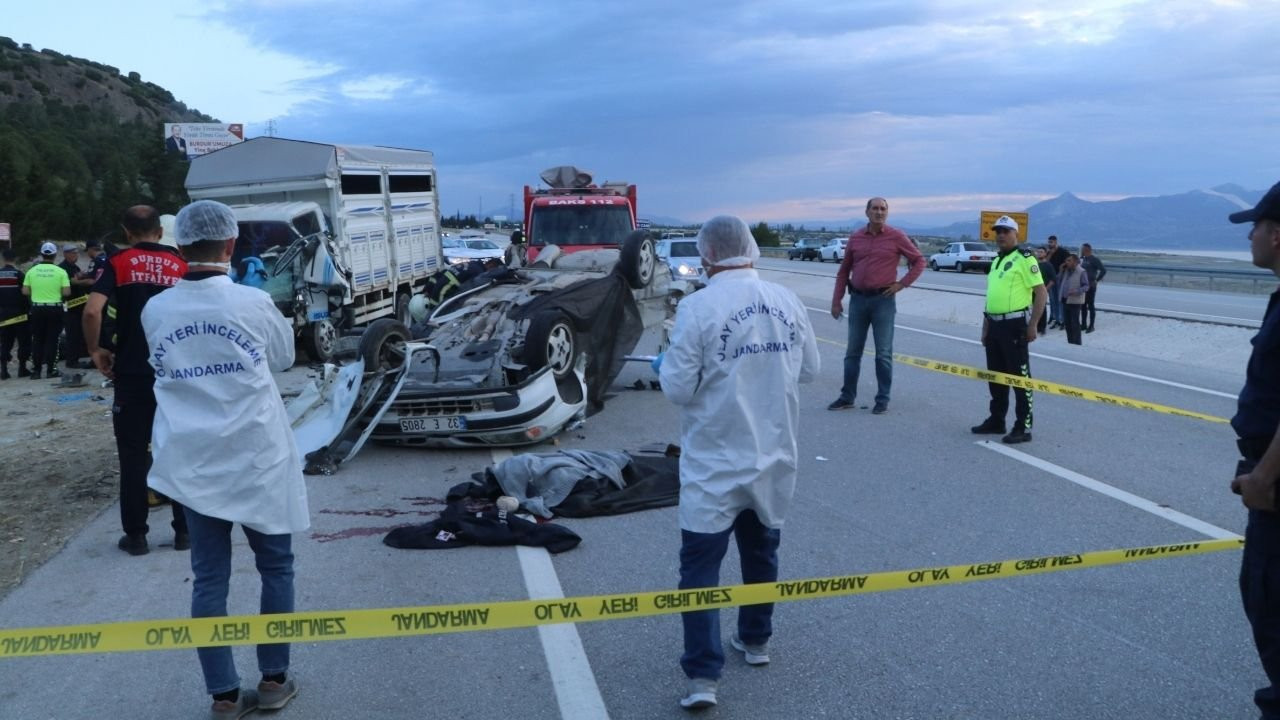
[
  {"x1": 676, "y1": 263, "x2": 696, "y2": 276},
  {"x1": 447, "y1": 256, "x2": 469, "y2": 265}
]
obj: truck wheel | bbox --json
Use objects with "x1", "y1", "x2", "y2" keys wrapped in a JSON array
[
  {"x1": 619, "y1": 231, "x2": 656, "y2": 290},
  {"x1": 521, "y1": 311, "x2": 577, "y2": 379},
  {"x1": 359, "y1": 318, "x2": 411, "y2": 373},
  {"x1": 302, "y1": 319, "x2": 338, "y2": 362},
  {"x1": 395, "y1": 292, "x2": 412, "y2": 325}
]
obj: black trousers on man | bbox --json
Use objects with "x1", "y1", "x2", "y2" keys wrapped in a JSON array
[
  {"x1": 1237, "y1": 441, "x2": 1280, "y2": 720},
  {"x1": 1083, "y1": 286, "x2": 1098, "y2": 330},
  {"x1": 63, "y1": 307, "x2": 85, "y2": 367},
  {"x1": 113, "y1": 375, "x2": 187, "y2": 539},
  {"x1": 28, "y1": 305, "x2": 63, "y2": 373},
  {"x1": 0, "y1": 317, "x2": 31, "y2": 374},
  {"x1": 1064, "y1": 302, "x2": 1084, "y2": 345},
  {"x1": 983, "y1": 316, "x2": 1033, "y2": 433}
]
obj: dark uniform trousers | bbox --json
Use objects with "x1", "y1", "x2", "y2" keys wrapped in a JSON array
[
  {"x1": 28, "y1": 306, "x2": 63, "y2": 373},
  {"x1": 113, "y1": 375, "x2": 188, "y2": 538},
  {"x1": 1238, "y1": 437, "x2": 1280, "y2": 719},
  {"x1": 0, "y1": 317, "x2": 31, "y2": 370},
  {"x1": 63, "y1": 307, "x2": 85, "y2": 367},
  {"x1": 984, "y1": 316, "x2": 1033, "y2": 432}
]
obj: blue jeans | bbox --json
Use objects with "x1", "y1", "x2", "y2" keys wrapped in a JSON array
[
  {"x1": 840, "y1": 293, "x2": 895, "y2": 405},
  {"x1": 184, "y1": 508, "x2": 295, "y2": 695},
  {"x1": 1048, "y1": 290, "x2": 1064, "y2": 325},
  {"x1": 679, "y1": 510, "x2": 781, "y2": 680}
]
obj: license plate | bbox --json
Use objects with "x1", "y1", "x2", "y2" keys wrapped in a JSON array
[{"x1": 399, "y1": 416, "x2": 467, "y2": 432}]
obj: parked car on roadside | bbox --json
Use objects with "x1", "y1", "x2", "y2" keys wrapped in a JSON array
[
  {"x1": 656, "y1": 237, "x2": 706, "y2": 286},
  {"x1": 929, "y1": 241, "x2": 997, "y2": 273},
  {"x1": 819, "y1": 237, "x2": 845, "y2": 263},
  {"x1": 443, "y1": 236, "x2": 505, "y2": 265},
  {"x1": 788, "y1": 237, "x2": 824, "y2": 261}
]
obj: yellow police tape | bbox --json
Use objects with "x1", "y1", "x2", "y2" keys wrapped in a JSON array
[
  {"x1": 0, "y1": 295, "x2": 89, "y2": 328},
  {"x1": 0, "y1": 537, "x2": 1241, "y2": 659},
  {"x1": 815, "y1": 336, "x2": 1229, "y2": 424}
]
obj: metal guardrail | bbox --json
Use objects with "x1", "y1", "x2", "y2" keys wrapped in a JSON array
[{"x1": 1103, "y1": 263, "x2": 1275, "y2": 294}]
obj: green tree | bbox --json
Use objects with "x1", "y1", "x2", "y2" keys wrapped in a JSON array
[{"x1": 750, "y1": 221, "x2": 779, "y2": 247}]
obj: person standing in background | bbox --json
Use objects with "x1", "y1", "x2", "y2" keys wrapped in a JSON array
[{"x1": 1079, "y1": 243, "x2": 1106, "y2": 333}]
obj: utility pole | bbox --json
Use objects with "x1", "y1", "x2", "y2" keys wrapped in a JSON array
[{"x1": 265, "y1": 119, "x2": 277, "y2": 137}]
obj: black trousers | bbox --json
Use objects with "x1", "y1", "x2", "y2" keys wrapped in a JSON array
[
  {"x1": 983, "y1": 316, "x2": 1032, "y2": 432},
  {"x1": 0, "y1": 317, "x2": 30, "y2": 367},
  {"x1": 1238, "y1": 451, "x2": 1280, "y2": 719},
  {"x1": 1064, "y1": 302, "x2": 1083, "y2": 344},
  {"x1": 1083, "y1": 286, "x2": 1098, "y2": 329},
  {"x1": 28, "y1": 306, "x2": 63, "y2": 372},
  {"x1": 63, "y1": 307, "x2": 85, "y2": 366},
  {"x1": 113, "y1": 375, "x2": 187, "y2": 538}
]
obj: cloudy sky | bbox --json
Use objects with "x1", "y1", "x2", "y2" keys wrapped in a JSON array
[{"x1": 8, "y1": 0, "x2": 1280, "y2": 226}]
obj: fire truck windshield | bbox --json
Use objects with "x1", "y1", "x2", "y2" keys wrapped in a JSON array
[{"x1": 529, "y1": 204, "x2": 633, "y2": 247}]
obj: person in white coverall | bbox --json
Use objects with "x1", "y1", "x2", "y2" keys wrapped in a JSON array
[
  {"x1": 143, "y1": 200, "x2": 308, "y2": 720},
  {"x1": 657, "y1": 215, "x2": 820, "y2": 710}
]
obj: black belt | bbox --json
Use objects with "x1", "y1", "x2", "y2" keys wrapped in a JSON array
[
  {"x1": 849, "y1": 286, "x2": 890, "y2": 297},
  {"x1": 985, "y1": 309, "x2": 1029, "y2": 321},
  {"x1": 1239, "y1": 437, "x2": 1271, "y2": 460},
  {"x1": 31, "y1": 302, "x2": 63, "y2": 307}
]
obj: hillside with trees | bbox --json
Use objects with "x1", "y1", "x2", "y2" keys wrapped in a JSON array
[{"x1": 0, "y1": 37, "x2": 213, "y2": 255}]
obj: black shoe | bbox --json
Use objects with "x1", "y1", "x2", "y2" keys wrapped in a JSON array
[
  {"x1": 117, "y1": 534, "x2": 149, "y2": 556},
  {"x1": 872, "y1": 402, "x2": 888, "y2": 415},
  {"x1": 46, "y1": 367, "x2": 60, "y2": 379},
  {"x1": 173, "y1": 532, "x2": 190, "y2": 551},
  {"x1": 827, "y1": 398, "x2": 855, "y2": 411},
  {"x1": 970, "y1": 418, "x2": 1006, "y2": 434},
  {"x1": 16, "y1": 364, "x2": 30, "y2": 378},
  {"x1": 1085, "y1": 326, "x2": 1095, "y2": 333},
  {"x1": 1002, "y1": 429, "x2": 1032, "y2": 444}
]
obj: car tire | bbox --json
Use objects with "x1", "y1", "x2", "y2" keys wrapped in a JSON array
[
  {"x1": 619, "y1": 231, "x2": 656, "y2": 289},
  {"x1": 522, "y1": 311, "x2": 577, "y2": 379},
  {"x1": 929, "y1": 260, "x2": 938, "y2": 271},
  {"x1": 302, "y1": 318, "x2": 337, "y2": 362},
  {"x1": 954, "y1": 262, "x2": 964, "y2": 273},
  {"x1": 359, "y1": 318, "x2": 411, "y2": 373}
]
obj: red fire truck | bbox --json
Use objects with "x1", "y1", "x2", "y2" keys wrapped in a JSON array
[{"x1": 523, "y1": 166, "x2": 637, "y2": 262}]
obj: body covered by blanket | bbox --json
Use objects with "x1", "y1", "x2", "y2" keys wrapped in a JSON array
[
  {"x1": 448, "y1": 449, "x2": 680, "y2": 518},
  {"x1": 383, "y1": 505, "x2": 581, "y2": 554}
]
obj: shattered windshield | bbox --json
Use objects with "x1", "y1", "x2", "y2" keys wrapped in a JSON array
[{"x1": 530, "y1": 205, "x2": 633, "y2": 247}]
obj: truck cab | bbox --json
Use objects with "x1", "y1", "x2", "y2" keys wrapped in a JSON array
[{"x1": 523, "y1": 166, "x2": 637, "y2": 263}]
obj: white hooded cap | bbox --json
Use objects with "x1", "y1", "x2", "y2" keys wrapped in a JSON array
[
  {"x1": 695, "y1": 215, "x2": 760, "y2": 269},
  {"x1": 175, "y1": 200, "x2": 239, "y2": 246}
]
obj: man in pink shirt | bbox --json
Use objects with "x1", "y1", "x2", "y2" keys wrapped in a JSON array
[{"x1": 828, "y1": 197, "x2": 925, "y2": 414}]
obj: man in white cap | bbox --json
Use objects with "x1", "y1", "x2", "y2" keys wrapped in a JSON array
[
  {"x1": 20, "y1": 242, "x2": 70, "y2": 379},
  {"x1": 657, "y1": 215, "x2": 819, "y2": 710},
  {"x1": 971, "y1": 215, "x2": 1046, "y2": 443},
  {"x1": 143, "y1": 199, "x2": 307, "y2": 719}
]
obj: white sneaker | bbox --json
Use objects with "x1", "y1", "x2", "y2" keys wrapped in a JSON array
[
  {"x1": 731, "y1": 635, "x2": 770, "y2": 665},
  {"x1": 679, "y1": 678, "x2": 718, "y2": 710}
]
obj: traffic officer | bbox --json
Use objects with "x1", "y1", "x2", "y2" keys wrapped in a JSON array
[
  {"x1": 21, "y1": 242, "x2": 70, "y2": 380},
  {"x1": 0, "y1": 247, "x2": 32, "y2": 379},
  {"x1": 1226, "y1": 181, "x2": 1280, "y2": 719},
  {"x1": 970, "y1": 215, "x2": 1047, "y2": 444},
  {"x1": 59, "y1": 243, "x2": 92, "y2": 368}
]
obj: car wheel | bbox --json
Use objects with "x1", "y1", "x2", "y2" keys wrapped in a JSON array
[
  {"x1": 302, "y1": 318, "x2": 337, "y2": 362},
  {"x1": 358, "y1": 318, "x2": 410, "y2": 373},
  {"x1": 929, "y1": 260, "x2": 938, "y2": 271},
  {"x1": 619, "y1": 231, "x2": 656, "y2": 289},
  {"x1": 394, "y1": 292, "x2": 412, "y2": 326},
  {"x1": 522, "y1": 311, "x2": 577, "y2": 379},
  {"x1": 954, "y1": 262, "x2": 964, "y2": 273}
]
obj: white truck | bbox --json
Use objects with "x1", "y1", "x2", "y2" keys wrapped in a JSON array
[{"x1": 184, "y1": 137, "x2": 443, "y2": 361}]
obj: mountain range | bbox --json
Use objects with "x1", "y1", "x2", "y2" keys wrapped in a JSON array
[{"x1": 905, "y1": 185, "x2": 1264, "y2": 250}]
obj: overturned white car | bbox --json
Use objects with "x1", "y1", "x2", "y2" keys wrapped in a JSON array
[{"x1": 351, "y1": 231, "x2": 682, "y2": 448}]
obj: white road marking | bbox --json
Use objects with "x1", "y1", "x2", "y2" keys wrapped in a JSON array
[
  {"x1": 491, "y1": 448, "x2": 610, "y2": 720},
  {"x1": 804, "y1": 305, "x2": 1238, "y2": 400},
  {"x1": 978, "y1": 441, "x2": 1240, "y2": 540}
]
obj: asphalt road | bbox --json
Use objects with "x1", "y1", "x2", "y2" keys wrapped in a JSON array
[
  {"x1": 0, "y1": 267, "x2": 1266, "y2": 719},
  {"x1": 763, "y1": 255, "x2": 1272, "y2": 327}
]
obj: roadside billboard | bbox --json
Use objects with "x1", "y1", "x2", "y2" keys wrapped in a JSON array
[
  {"x1": 978, "y1": 210, "x2": 1029, "y2": 244},
  {"x1": 0, "y1": 222, "x2": 9, "y2": 248},
  {"x1": 163, "y1": 123, "x2": 244, "y2": 160}
]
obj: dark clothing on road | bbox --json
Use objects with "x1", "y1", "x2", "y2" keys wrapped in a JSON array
[
  {"x1": 59, "y1": 260, "x2": 88, "y2": 366},
  {"x1": 0, "y1": 263, "x2": 30, "y2": 375},
  {"x1": 1047, "y1": 246, "x2": 1069, "y2": 273},
  {"x1": 90, "y1": 242, "x2": 186, "y2": 379},
  {"x1": 1081, "y1": 255, "x2": 1105, "y2": 330},
  {"x1": 1234, "y1": 289, "x2": 1280, "y2": 719},
  {"x1": 1036, "y1": 261, "x2": 1056, "y2": 334},
  {"x1": 113, "y1": 375, "x2": 187, "y2": 538},
  {"x1": 984, "y1": 315, "x2": 1033, "y2": 432},
  {"x1": 29, "y1": 305, "x2": 63, "y2": 374}
]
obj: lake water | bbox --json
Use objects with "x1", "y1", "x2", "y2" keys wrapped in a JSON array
[{"x1": 1117, "y1": 248, "x2": 1253, "y2": 262}]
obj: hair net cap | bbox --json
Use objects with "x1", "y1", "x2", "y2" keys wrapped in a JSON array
[
  {"x1": 695, "y1": 215, "x2": 760, "y2": 269},
  {"x1": 175, "y1": 200, "x2": 239, "y2": 246}
]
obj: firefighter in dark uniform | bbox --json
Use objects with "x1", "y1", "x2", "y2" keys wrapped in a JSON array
[
  {"x1": 1227, "y1": 181, "x2": 1280, "y2": 720},
  {"x1": 84, "y1": 206, "x2": 189, "y2": 556},
  {"x1": 0, "y1": 247, "x2": 31, "y2": 379},
  {"x1": 970, "y1": 215, "x2": 1047, "y2": 444},
  {"x1": 59, "y1": 243, "x2": 93, "y2": 368}
]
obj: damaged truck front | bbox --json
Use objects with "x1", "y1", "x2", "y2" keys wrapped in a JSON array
[{"x1": 185, "y1": 137, "x2": 443, "y2": 361}]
